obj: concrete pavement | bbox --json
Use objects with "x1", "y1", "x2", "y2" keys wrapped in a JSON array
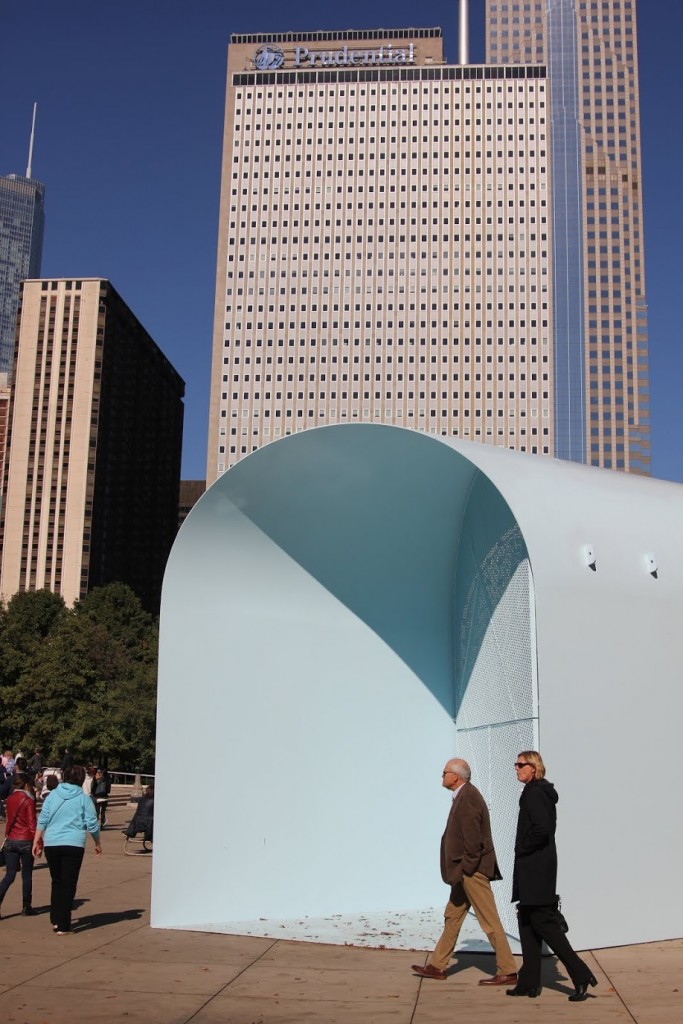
[{"x1": 0, "y1": 803, "x2": 679, "y2": 1024}]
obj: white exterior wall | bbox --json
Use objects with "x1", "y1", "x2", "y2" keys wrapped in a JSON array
[{"x1": 156, "y1": 425, "x2": 683, "y2": 950}]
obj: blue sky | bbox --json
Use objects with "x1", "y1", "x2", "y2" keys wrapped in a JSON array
[{"x1": 1, "y1": 1, "x2": 681, "y2": 482}]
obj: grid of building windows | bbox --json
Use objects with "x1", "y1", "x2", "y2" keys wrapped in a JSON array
[
  {"x1": 0, "y1": 279, "x2": 185, "y2": 611},
  {"x1": 208, "y1": 39, "x2": 553, "y2": 479},
  {"x1": 486, "y1": 0, "x2": 649, "y2": 473}
]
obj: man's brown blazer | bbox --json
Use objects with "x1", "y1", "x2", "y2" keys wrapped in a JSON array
[{"x1": 440, "y1": 781, "x2": 503, "y2": 886}]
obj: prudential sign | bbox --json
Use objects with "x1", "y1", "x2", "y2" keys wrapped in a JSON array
[{"x1": 253, "y1": 43, "x2": 416, "y2": 71}]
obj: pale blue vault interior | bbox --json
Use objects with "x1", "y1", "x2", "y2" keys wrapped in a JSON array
[{"x1": 153, "y1": 424, "x2": 538, "y2": 944}]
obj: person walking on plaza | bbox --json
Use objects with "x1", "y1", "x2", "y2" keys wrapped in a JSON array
[
  {"x1": 0, "y1": 772, "x2": 37, "y2": 916},
  {"x1": 92, "y1": 768, "x2": 111, "y2": 827},
  {"x1": 32, "y1": 764, "x2": 102, "y2": 935},
  {"x1": 411, "y1": 758, "x2": 517, "y2": 985},
  {"x1": 28, "y1": 748, "x2": 43, "y2": 776},
  {"x1": 82, "y1": 765, "x2": 95, "y2": 797},
  {"x1": 507, "y1": 751, "x2": 597, "y2": 1001}
]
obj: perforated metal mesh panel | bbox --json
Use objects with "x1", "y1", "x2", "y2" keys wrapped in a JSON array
[
  {"x1": 458, "y1": 718, "x2": 536, "y2": 938},
  {"x1": 457, "y1": 553, "x2": 536, "y2": 728},
  {"x1": 454, "y1": 525, "x2": 538, "y2": 940}
]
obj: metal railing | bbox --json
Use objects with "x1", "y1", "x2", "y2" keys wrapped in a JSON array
[
  {"x1": 107, "y1": 772, "x2": 155, "y2": 788},
  {"x1": 41, "y1": 768, "x2": 155, "y2": 788}
]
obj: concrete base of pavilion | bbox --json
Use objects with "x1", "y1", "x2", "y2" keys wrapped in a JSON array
[{"x1": 180, "y1": 904, "x2": 519, "y2": 953}]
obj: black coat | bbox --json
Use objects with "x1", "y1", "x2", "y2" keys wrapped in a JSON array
[
  {"x1": 126, "y1": 796, "x2": 154, "y2": 841},
  {"x1": 93, "y1": 776, "x2": 111, "y2": 799},
  {"x1": 512, "y1": 778, "x2": 558, "y2": 905},
  {"x1": 440, "y1": 782, "x2": 502, "y2": 885}
]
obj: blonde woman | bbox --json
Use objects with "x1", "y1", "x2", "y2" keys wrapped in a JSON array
[{"x1": 507, "y1": 751, "x2": 597, "y2": 1002}]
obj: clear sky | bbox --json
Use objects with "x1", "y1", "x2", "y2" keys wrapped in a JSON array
[{"x1": 1, "y1": 1, "x2": 681, "y2": 482}]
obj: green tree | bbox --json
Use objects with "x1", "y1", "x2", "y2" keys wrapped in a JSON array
[
  {"x1": 74, "y1": 582, "x2": 154, "y2": 656},
  {"x1": 0, "y1": 589, "x2": 67, "y2": 684},
  {"x1": 0, "y1": 584, "x2": 158, "y2": 770}
]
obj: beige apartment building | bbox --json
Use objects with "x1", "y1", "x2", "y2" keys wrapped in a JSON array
[
  {"x1": 0, "y1": 373, "x2": 10, "y2": 513},
  {"x1": 485, "y1": 0, "x2": 650, "y2": 471},
  {"x1": 207, "y1": 27, "x2": 553, "y2": 482},
  {"x1": 0, "y1": 279, "x2": 184, "y2": 611}
]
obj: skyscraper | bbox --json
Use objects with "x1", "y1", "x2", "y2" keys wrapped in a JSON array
[
  {"x1": 207, "y1": 3, "x2": 649, "y2": 481},
  {"x1": 0, "y1": 279, "x2": 185, "y2": 612},
  {"x1": 485, "y1": 0, "x2": 649, "y2": 471},
  {"x1": 0, "y1": 173, "x2": 45, "y2": 376},
  {"x1": 207, "y1": 27, "x2": 552, "y2": 483}
]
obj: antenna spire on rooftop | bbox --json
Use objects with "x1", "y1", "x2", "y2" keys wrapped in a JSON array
[
  {"x1": 26, "y1": 102, "x2": 37, "y2": 179},
  {"x1": 458, "y1": 0, "x2": 470, "y2": 65}
]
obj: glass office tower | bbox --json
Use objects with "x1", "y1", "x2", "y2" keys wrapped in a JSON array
[
  {"x1": 485, "y1": 0, "x2": 650, "y2": 472},
  {"x1": 208, "y1": 5, "x2": 650, "y2": 480},
  {"x1": 0, "y1": 173, "x2": 45, "y2": 376}
]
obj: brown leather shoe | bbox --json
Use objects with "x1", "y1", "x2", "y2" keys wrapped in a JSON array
[
  {"x1": 411, "y1": 963, "x2": 448, "y2": 980},
  {"x1": 479, "y1": 973, "x2": 518, "y2": 986}
]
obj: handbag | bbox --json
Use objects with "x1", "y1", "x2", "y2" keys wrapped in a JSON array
[{"x1": 555, "y1": 894, "x2": 569, "y2": 933}]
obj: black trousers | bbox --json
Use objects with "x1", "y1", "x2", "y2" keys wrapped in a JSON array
[
  {"x1": 0, "y1": 840, "x2": 34, "y2": 905},
  {"x1": 517, "y1": 904, "x2": 592, "y2": 990},
  {"x1": 45, "y1": 845, "x2": 85, "y2": 932}
]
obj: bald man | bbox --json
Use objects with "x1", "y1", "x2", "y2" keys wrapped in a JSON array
[{"x1": 412, "y1": 758, "x2": 517, "y2": 985}]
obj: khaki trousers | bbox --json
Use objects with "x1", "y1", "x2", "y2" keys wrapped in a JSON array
[{"x1": 430, "y1": 872, "x2": 517, "y2": 975}]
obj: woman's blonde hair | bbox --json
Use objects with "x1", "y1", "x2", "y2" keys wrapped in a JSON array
[{"x1": 517, "y1": 750, "x2": 546, "y2": 779}]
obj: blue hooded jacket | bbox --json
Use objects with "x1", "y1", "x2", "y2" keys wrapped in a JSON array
[{"x1": 37, "y1": 782, "x2": 100, "y2": 847}]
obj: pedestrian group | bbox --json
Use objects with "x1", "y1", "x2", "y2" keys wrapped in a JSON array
[
  {"x1": 0, "y1": 751, "x2": 111, "y2": 931},
  {"x1": 0, "y1": 743, "x2": 598, "y2": 1003},
  {"x1": 412, "y1": 750, "x2": 598, "y2": 1002}
]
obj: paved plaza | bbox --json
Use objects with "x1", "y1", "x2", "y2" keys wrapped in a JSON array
[{"x1": 0, "y1": 803, "x2": 679, "y2": 1024}]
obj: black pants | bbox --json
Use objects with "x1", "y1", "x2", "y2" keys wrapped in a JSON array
[
  {"x1": 45, "y1": 845, "x2": 85, "y2": 932},
  {"x1": 517, "y1": 904, "x2": 592, "y2": 990},
  {"x1": 0, "y1": 840, "x2": 34, "y2": 905},
  {"x1": 95, "y1": 800, "x2": 108, "y2": 826}
]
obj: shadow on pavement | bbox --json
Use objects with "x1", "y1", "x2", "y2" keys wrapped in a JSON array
[
  {"x1": 74, "y1": 908, "x2": 145, "y2": 931},
  {"x1": 445, "y1": 950, "x2": 499, "y2": 978}
]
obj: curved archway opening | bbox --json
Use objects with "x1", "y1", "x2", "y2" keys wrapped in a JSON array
[{"x1": 154, "y1": 425, "x2": 537, "y2": 943}]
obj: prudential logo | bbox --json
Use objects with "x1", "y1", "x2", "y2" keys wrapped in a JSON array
[{"x1": 254, "y1": 45, "x2": 285, "y2": 71}]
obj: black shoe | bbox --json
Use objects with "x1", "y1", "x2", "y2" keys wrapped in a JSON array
[
  {"x1": 22, "y1": 905, "x2": 36, "y2": 916},
  {"x1": 506, "y1": 985, "x2": 541, "y2": 998},
  {"x1": 568, "y1": 975, "x2": 598, "y2": 1002}
]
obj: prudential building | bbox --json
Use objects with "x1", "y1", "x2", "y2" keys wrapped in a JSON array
[{"x1": 207, "y1": 3, "x2": 649, "y2": 482}]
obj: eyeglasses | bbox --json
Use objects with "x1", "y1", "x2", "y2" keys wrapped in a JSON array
[
  {"x1": 514, "y1": 762, "x2": 531, "y2": 769},
  {"x1": 442, "y1": 770, "x2": 454, "y2": 777}
]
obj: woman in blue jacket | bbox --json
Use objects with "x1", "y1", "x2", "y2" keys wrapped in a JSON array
[{"x1": 32, "y1": 764, "x2": 102, "y2": 934}]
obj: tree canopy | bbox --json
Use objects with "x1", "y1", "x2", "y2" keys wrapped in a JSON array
[{"x1": 0, "y1": 584, "x2": 158, "y2": 770}]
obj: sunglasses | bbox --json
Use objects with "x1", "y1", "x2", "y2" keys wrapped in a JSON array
[{"x1": 514, "y1": 762, "x2": 532, "y2": 769}]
